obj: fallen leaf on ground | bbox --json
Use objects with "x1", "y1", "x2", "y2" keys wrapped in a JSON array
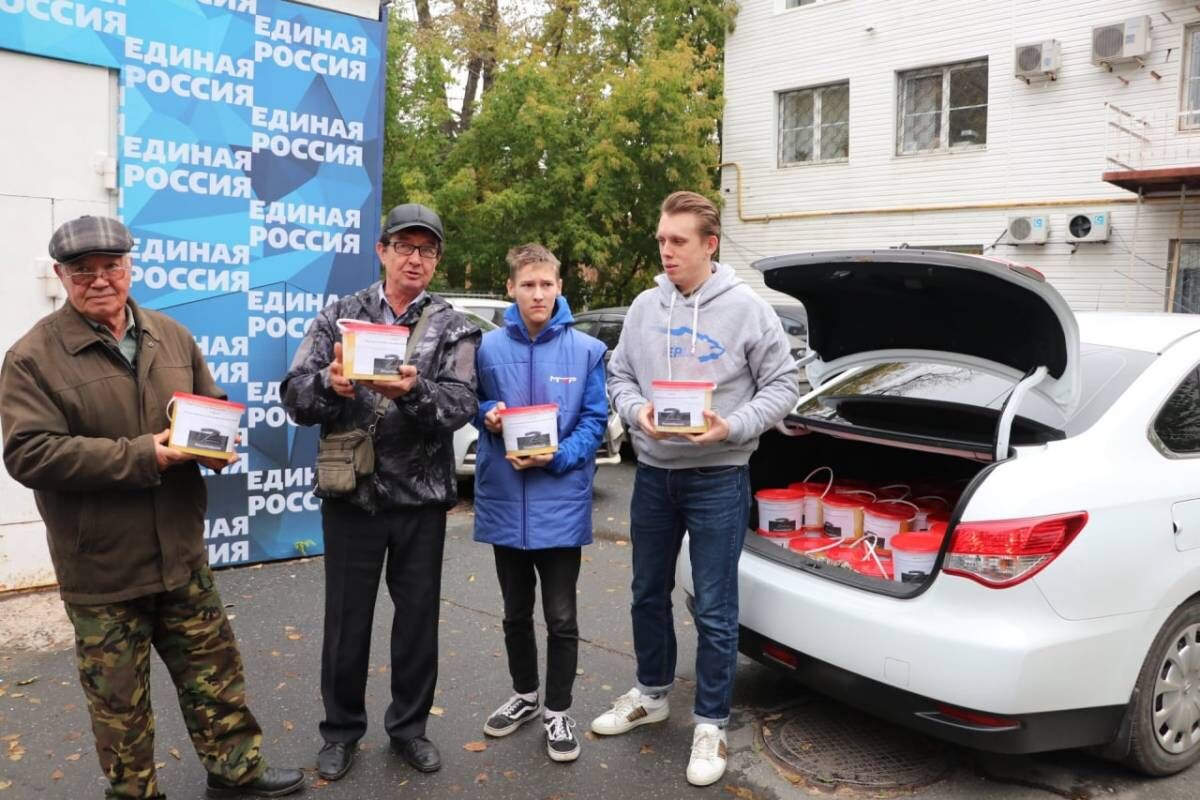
[
  {"x1": 275, "y1": 683, "x2": 286, "y2": 691},
  {"x1": 50, "y1": 769, "x2": 64, "y2": 781},
  {"x1": 615, "y1": 540, "x2": 628, "y2": 547},
  {"x1": 601, "y1": 684, "x2": 612, "y2": 691},
  {"x1": 63, "y1": 732, "x2": 82, "y2": 742},
  {"x1": 724, "y1": 785, "x2": 755, "y2": 799},
  {"x1": 468, "y1": 575, "x2": 475, "y2": 583},
  {"x1": 283, "y1": 721, "x2": 294, "y2": 731},
  {"x1": 155, "y1": 762, "x2": 166, "y2": 769},
  {"x1": 502, "y1": 770, "x2": 517, "y2": 779},
  {"x1": 287, "y1": 634, "x2": 302, "y2": 641},
  {"x1": 270, "y1": 651, "x2": 281, "y2": 658},
  {"x1": 0, "y1": 736, "x2": 18, "y2": 743},
  {"x1": 475, "y1": 772, "x2": 488, "y2": 783},
  {"x1": 314, "y1": 778, "x2": 328, "y2": 788},
  {"x1": 0, "y1": 780, "x2": 11, "y2": 790},
  {"x1": 429, "y1": 706, "x2": 444, "y2": 717},
  {"x1": 15, "y1": 678, "x2": 38, "y2": 687},
  {"x1": 762, "y1": 713, "x2": 783, "y2": 722},
  {"x1": 599, "y1": 762, "x2": 608, "y2": 769},
  {"x1": 462, "y1": 741, "x2": 487, "y2": 752},
  {"x1": 583, "y1": 731, "x2": 596, "y2": 741},
  {"x1": 762, "y1": 725, "x2": 772, "y2": 738},
  {"x1": 639, "y1": 743, "x2": 655, "y2": 755},
  {"x1": 66, "y1": 753, "x2": 81, "y2": 762},
  {"x1": 168, "y1": 747, "x2": 181, "y2": 760}
]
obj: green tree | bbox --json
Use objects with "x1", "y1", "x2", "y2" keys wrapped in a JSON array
[{"x1": 381, "y1": 1, "x2": 738, "y2": 306}]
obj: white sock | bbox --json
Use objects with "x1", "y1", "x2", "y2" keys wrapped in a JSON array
[
  {"x1": 544, "y1": 708, "x2": 568, "y2": 722},
  {"x1": 517, "y1": 690, "x2": 538, "y2": 704},
  {"x1": 639, "y1": 689, "x2": 668, "y2": 707}
]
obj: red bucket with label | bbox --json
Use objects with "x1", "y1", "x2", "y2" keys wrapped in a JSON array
[
  {"x1": 862, "y1": 500, "x2": 918, "y2": 555},
  {"x1": 821, "y1": 490, "x2": 874, "y2": 541},
  {"x1": 755, "y1": 488, "x2": 804, "y2": 543},
  {"x1": 891, "y1": 526, "x2": 946, "y2": 584}
]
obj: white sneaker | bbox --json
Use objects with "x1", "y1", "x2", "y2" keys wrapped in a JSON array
[
  {"x1": 686, "y1": 723, "x2": 727, "y2": 786},
  {"x1": 589, "y1": 688, "x2": 669, "y2": 735}
]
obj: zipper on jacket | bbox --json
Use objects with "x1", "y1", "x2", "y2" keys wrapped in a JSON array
[{"x1": 523, "y1": 336, "x2": 534, "y2": 550}]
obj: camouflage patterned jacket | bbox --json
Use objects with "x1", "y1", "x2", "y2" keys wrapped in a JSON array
[{"x1": 281, "y1": 283, "x2": 480, "y2": 513}]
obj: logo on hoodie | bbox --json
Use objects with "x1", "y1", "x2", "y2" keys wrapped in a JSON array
[{"x1": 659, "y1": 325, "x2": 726, "y2": 363}]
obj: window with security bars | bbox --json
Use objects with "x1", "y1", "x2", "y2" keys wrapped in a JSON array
[
  {"x1": 778, "y1": 82, "x2": 849, "y2": 165},
  {"x1": 1184, "y1": 26, "x2": 1200, "y2": 128},
  {"x1": 897, "y1": 60, "x2": 988, "y2": 154}
]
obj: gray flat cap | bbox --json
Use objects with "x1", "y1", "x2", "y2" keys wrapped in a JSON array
[
  {"x1": 384, "y1": 203, "x2": 444, "y2": 243},
  {"x1": 48, "y1": 216, "x2": 134, "y2": 264}
]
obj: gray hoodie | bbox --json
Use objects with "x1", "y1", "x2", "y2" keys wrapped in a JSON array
[{"x1": 607, "y1": 262, "x2": 801, "y2": 468}]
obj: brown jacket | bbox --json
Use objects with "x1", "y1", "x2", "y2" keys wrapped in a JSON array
[{"x1": 0, "y1": 300, "x2": 224, "y2": 604}]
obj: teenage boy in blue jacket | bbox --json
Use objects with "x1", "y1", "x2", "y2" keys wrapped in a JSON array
[{"x1": 472, "y1": 243, "x2": 608, "y2": 762}]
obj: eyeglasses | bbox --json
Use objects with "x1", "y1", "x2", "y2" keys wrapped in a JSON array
[
  {"x1": 389, "y1": 241, "x2": 440, "y2": 259},
  {"x1": 63, "y1": 265, "x2": 128, "y2": 286}
]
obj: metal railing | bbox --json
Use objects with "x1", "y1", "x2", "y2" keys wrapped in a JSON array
[{"x1": 1105, "y1": 102, "x2": 1200, "y2": 173}]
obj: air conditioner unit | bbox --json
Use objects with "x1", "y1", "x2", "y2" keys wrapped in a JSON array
[
  {"x1": 1066, "y1": 211, "x2": 1111, "y2": 243},
  {"x1": 1092, "y1": 16, "x2": 1151, "y2": 66},
  {"x1": 1015, "y1": 40, "x2": 1062, "y2": 81},
  {"x1": 1007, "y1": 214, "x2": 1050, "y2": 245}
]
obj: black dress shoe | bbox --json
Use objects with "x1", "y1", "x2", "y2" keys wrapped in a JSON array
[
  {"x1": 206, "y1": 766, "x2": 305, "y2": 797},
  {"x1": 317, "y1": 740, "x2": 358, "y2": 781},
  {"x1": 391, "y1": 735, "x2": 442, "y2": 772}
]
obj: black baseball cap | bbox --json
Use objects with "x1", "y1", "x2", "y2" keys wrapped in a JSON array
[
  {"x1": 48, "y1": 216, "x2": 134, "y2": 264},
  {"x1": 384, "y1": 203, "x2": 444, "y2": 244}
]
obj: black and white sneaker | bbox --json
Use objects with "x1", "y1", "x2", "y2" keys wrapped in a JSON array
[
  {"x1": 544, "y1": 713, "x2": 580, "y2": 762},
  {"x1": 483, "y1": 694, "x2": 541, "y2": 737}
]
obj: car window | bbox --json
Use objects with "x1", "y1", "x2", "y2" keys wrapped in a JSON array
[
  {"x1": 596, "y1": 322, "x2": 623, "y2": 351},
  {"x1": 574, "y1": 320, "x2": 598, "y2": 337},
  {"x1": 795, "y1": 342, "x2": 1155, "y2": 439},
  {"x1": 1154, "y1": 367, "x2": 1200, "y2": 454},
  {"x1": 461, "y1": 311, "x2": 497, "y2": 332}
]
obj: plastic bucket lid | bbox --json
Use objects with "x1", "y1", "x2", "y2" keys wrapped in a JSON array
[
  {"x1": 789, "y1": 538, "x2": 831, "y2": 555},
  {"x1": 822, "y1": 492, "x2": 869, "y2": 509},
  {"x1": 853, "y1": 557, "x2": 893, "y2": 579},
  {"x1": 756, "y1": 488, "x2": 803, "y2": 501},
  {"x1": 823, "y1": 544, "x2": 861, "y2": 564},
  {"x1": 865, "y1": 502, "x2": 913, "y2": 522},
  {"x1": 890, "y1": 531, "x2": 944, "y2": 553}
]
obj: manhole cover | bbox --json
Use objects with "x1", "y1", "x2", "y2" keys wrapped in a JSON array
[{"x1": 762, "y1": 697, "x2": 951, "y2": 789}]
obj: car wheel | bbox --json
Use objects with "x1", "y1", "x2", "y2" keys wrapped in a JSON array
[{"x1": 1123, "y1": 598, "x2": 1200, "y2": 776}]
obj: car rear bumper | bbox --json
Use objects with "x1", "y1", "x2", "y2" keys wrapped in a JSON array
[{"x1": 676, "y1": 535, "x2": 1148, "y2": 750}]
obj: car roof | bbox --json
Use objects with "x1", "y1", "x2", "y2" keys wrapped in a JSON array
[
  {"x1": 576, "y1": 306, "x2": 629, "y2": 317},
  {"x1": 441, "y1": 295, "x2": 509, "y2": 308},
  {"x1": 1076, "y1": 311, "x2": 1200, "y2": 354}
]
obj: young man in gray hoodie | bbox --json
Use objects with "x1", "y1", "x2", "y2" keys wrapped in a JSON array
[{"x1": 591, "y1": 191, "x2": 801, "y2": 785}]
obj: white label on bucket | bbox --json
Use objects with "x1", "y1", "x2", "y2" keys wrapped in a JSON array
[
  {"x1": 652, "y1": 386, "x2": 708, "y2": 429},
  {"x1": 349, "y1": 329, "x2": 409, "y2": 377},
  {"x1": 502, "y1": 409, "x2": 559, "y2": 455},
  {"x1": 169, "y1": 400, "x2": 241, "y2": 455}
]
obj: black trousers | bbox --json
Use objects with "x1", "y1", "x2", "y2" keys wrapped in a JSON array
[
  {"x1": 492, "y1": 545, "x2": 582, "y2": 713},
  {"x1": 319, "y1": 500, "x2": 446, "y2": 744}
]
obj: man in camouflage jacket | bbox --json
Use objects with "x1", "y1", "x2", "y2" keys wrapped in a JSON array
[{"x1": 281, "y1": 203, "x2": 480, "y2": 781}]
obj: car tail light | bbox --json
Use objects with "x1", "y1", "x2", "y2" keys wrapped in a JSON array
[
  {"x1": 761, "y1": 641, "x2": 799, "y2": 670},
  {"x1": 943, "y1": 512, "x2": 1087, "y2": 589},
  {"x1": 932, "y1": 703, "x2": 1021, "y2": 730}
]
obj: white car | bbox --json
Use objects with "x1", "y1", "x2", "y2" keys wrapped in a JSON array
[
  {"x1": 678, "y1": 249, "x2": 1200, "y2": 776},
  {"x1": 443, "y1": 294, "x2": 511, "y2": 328},
  {"x1": 451, "y1": 310, "x2": 624, "y2": 478}
]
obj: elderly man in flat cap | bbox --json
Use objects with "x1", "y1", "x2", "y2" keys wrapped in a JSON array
[
  {"x1": 282, "y1": 203, "x2": 480, "y2": 781},
  {"x1": 0, "y1": 216, "x2": 303, "y2": 799}
]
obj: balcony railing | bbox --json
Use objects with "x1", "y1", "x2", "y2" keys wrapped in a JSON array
[{"x1": 1105, "y1": 102, "x2": 1200, "y2": 174}]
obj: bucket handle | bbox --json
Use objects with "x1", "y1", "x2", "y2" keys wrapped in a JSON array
[
  {"x1": 861, "y1": 537, "x2": 892, "y2": 579},
  {"x1": 803, "y1": 466, "x2": 835, "y2": 498},
  {"x1": 876, "y1": 498, "x2": 920, "y2": 521},
  {"x1": 837, "y1": 489, "x2": 877, "y2": 503},
  {"x1": 877, "y1": 483, "x2": 911, "y2": 499},
  {"x1": 913, "y1": 495, "x2": 949, "y2": 507},
  {"x1": 805, "y1": 537, "x2": 847, "y2": 555}
]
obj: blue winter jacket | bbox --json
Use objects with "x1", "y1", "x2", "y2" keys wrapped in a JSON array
[{"x1": 472, "y1": 297, "x2": 608, "y2": 549}]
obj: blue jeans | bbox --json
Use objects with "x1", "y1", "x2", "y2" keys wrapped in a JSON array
[{"x1": 629, "y1": 462, "x2": 751, "y2": 725}]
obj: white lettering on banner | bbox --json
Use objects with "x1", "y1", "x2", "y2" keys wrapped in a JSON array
[
  {"x1": 138, "y1": 238, "x2": 251, "y2": 266},
  {"x1": 248, "y1": 491, "x2": 320, "y2": 517},
  {"x1": 204, "y1": 516, "x2": 249, "y2": 539},
  {"x1": 250, "y1": 107, "x2": 364, "y2": 142},
  {"x1": 249, "y1": 132, "x2": 362, "y2": 166},
  {"x1": 195, "y1": 336, "x2": 250, "y2": 358},
  {"x1": 208, "y1": 361, "x2": 249, "y2": 384},
  {"x1": 247, "y1": 381, "x2": 282, "y2": 403},
  {"x1": 252, "y1": 41, "x2": 366, "y2": 82},
  {"x1": 125, "y1": 37, "x2": 253, "y2": 79},
  {"x1": 249, "y1": 201, "x2": 361, "y2": 230},
  {"x1": 124, "y1": 164, "x2": 252, "y2": 198},
  {"x1": 197, "y1": 0, "x2": 254, "y2": 13},
  {"x1": 124, "y1": 137, "x2": 251, "y2": 171},
  {"x1": 247, "y1": 406, "x2": 295, "y2": 428},
  {"x1": 247, "y1": 290, "x2": 339, "y2": 313},
  {"x1": 207, "y1": 540, "x2": 250, "y2": 564},
  {"x1": 248, "y1": 468, "x2": 315, "y2": 492},
  {"x1": 124, "y1": 64, "x2": 253, "y2": 107},
  {"x1": 249, "y1": 226, "x2": 360, "y2": 254},
  {"x1": 248, "y1": 315, "x2": 313, "y2": 339},
  {"x1": 253, "y1": 15, "x2": 368, "y2": 56},
  {"x1": 0, "y1": 0, "x2": 125, "y2": 35},
  {"x1": 130, "y1": 264, "x2": 251, "y2": 293}
]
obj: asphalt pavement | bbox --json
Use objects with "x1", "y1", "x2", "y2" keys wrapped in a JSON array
[{"x1": 1, "y1": 462, "x2": 1197, "y2": 799}]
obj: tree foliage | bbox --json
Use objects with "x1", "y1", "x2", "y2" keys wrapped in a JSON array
[{"x1": 381, "y1": 0, "x2": 738, "y2": 307}]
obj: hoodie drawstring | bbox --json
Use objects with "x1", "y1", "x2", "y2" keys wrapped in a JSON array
[
  {"x1": 666, "y1": 291, "x2": 676, "y2": 380},
  {"x1": 689, "y1": 282, "x2": 704, "y2": 356},
  {"x1": 665, "y1": 281, "x2": 706, "y2": 381}
]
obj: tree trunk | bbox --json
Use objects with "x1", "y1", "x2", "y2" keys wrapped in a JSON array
[{"x1": 414, "y1": 0, "x2": 456, "y2": 137}]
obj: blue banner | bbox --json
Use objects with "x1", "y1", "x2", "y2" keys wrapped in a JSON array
[{"x1": 0, "y1": 0, "x2": 386, "y2": 566}]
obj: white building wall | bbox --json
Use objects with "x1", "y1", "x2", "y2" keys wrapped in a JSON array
[{"x1": 721, "y1": 0, "x2": 1200, "y2": 312}]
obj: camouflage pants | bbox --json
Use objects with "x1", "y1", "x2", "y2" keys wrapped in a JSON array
[{"x1": 64, "y1": 565, "x2": 265, "y2": 799}]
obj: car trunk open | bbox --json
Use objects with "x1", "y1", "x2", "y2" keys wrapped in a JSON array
[{"x1": 745, "y1": 250, "x2": 1083, "y2": 594}]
